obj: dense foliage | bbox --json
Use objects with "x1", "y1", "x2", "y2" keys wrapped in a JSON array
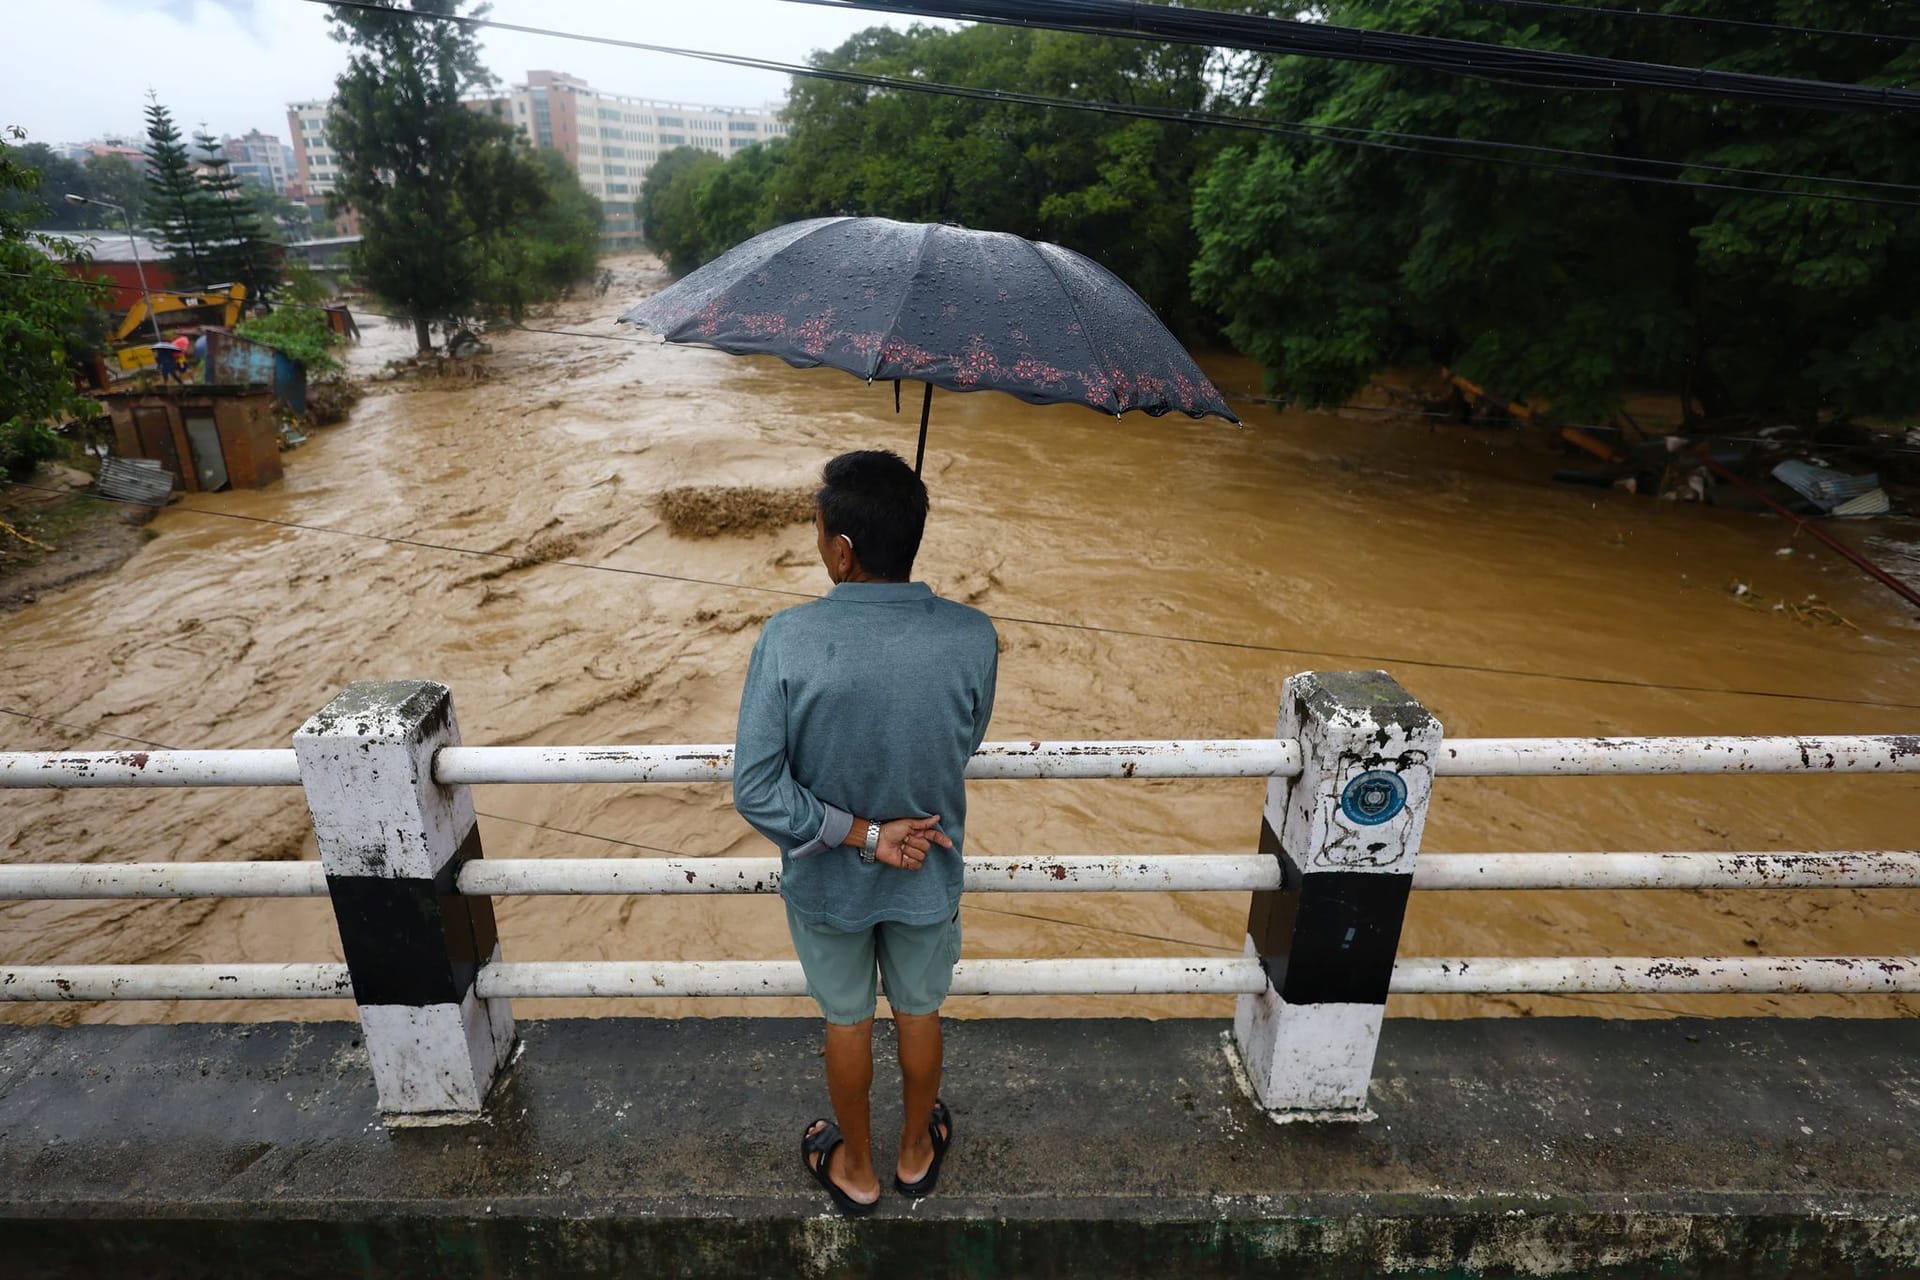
[
  {"x1": 326, "y1": 0, "x2": 598, "y2": 352},
  {"x1": 635, "y1": 14, "x2": 1265, "y2": 336},
  {"x1": 640, "y1": 6, "x2": 1920, "y2": 423},
  {"x1": 1190, "y1": 0, "x2": 1920, "y2": 422},
  {"x1": 235, "y1": 306, "x2": 343, "y2": 375},
  {"x1": 0, "y1": 144, "x2": 146, "y2": 230},
  {"x1": 0, "y1": 129, "x2": 107, "y2": 478},
  {"x1": 636, "y1": 145, "x2": 725, "y2": 273}
]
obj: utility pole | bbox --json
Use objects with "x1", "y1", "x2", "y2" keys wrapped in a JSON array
[{"x1": 63, "y1": 193, "x2": 164, "y2": 344}]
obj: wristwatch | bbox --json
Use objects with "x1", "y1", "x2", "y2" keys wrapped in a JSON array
[{"x1": 860, "y1": 820, "x2": 881, "y2": 864}]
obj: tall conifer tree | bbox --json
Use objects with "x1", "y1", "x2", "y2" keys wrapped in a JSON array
[
  {"x1": 193, "y1": 130, "x2": 281, "y2": 300},
  {"x1": 143, "y1": 96, "x2": 214, "y2": 285}
]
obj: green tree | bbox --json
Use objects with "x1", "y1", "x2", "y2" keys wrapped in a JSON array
[
  {"x1": 692, "y1": 139, "x2": 796, "y2": 262},
  {"x1": 326, "y1": 0, "x2": 550, "y2": 352},
  {"x1": 194, "y1": 130, "x2": 281, "y2": 300},
  {"x1": 637, "y1": 145, "x2": 724, "y2": 273},
  {"x1": 1190, "y1": 0, "x2": 1920, "y2": 423},
  {"x1": 0, "y1": 128, "x2": 108, "y2": 477},
  {"x1": 474, "y1": 149, "x2": 603, "y2": 316},
  {"x1": 143, "y1": 96, "x2": 217, "y2": 285}
]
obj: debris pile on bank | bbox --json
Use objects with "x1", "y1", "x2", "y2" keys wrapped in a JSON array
[{"x1": 656, "y1": 486, "x2": 815, "y2": 538}]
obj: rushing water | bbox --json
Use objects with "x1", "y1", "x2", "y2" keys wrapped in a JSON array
[{"x1": 3, "y1": 255, "x2": 1916, "y2": 1026}]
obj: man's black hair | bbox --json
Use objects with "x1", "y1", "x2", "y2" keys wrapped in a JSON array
[{"x1": 817, "y1": 450, "x2": 929, "y2": 581}]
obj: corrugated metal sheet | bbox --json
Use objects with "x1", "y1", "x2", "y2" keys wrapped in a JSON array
[
  {"x1": 1772, "y1": 459, "x2": 1882, "y2": 510},
  {"x1": 1832, "y1": 488, "x2": 1892, "y2": 518},
  {"x1": 97, "y1": 456, "x2": 174, "y2": 505}
]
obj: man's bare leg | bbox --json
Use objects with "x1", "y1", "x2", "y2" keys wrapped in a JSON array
[
  {"x1": 811, "y1": 1018, "x2": 881, "y2": 1205},
  {"x1": 894, "y1": 1010, "x2": 945, "y2": 1184}
]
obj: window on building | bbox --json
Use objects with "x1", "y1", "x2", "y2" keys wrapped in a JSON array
[
  {"x1": 658, "y1": 115, "x2": 683, "y2": 128},
  {"x1": 606, "y1": 164, "x2": 627, "y2": 176},
  {"x1": 607, "y1": 183, "x2": 629, "y2": 194},
  {"x1": 603, "y1": 145, "x2": 625, "y2": 159},
  {"x1": 729, "y1": 121, "x2": 758, "y2": 133},
  {"x1": 660, "y1": 133, "x2": 685, "y2": 145}
]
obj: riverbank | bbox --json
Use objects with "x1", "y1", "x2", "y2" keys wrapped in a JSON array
[
  {"x1": 1, "y1": 251, "x2": 1916, "y2": 1028},
  {"x1": 0, "y1": 465, "x2": 154, "y2": 614}
]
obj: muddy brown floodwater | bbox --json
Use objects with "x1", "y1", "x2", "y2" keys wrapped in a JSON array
[{"x1": 3, "y1": 254, "x2": 1917, "y2": 1028}]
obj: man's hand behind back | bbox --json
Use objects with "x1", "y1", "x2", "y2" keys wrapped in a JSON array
[{"x1": 878, "y1": 815, "x2": 951, "y2": 871}]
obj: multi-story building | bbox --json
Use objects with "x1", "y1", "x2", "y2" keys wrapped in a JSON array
[
  {"x1": 487, "y1": 71, "x2": 788, "y2": 249},
  {"x1": 293, "y1": 71, "x2": 786, "y2": 249},
  {"x1": 285, "y1": 100, "x2": 340, "y2": 205},
  {"x1": 222, "y1": 130, "x2": 295, "y2": 196}
]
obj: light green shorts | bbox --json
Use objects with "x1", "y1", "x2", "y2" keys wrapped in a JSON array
[{"x1": 784, "y1": 902, "x2": 963, "y2": 1025}]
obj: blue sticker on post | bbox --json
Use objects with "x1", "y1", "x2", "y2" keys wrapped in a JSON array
[{"x1": 1340, "y1": 770, "x2": 1407, "y2": 826}]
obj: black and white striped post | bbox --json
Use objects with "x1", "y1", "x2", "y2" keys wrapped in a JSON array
[
  {"x1": 294, "y1": 681, "x2": 514, "y2": 1123},
  {"x1": 1234, "y1": 670, "x2": 1442, "y2": 1117}
]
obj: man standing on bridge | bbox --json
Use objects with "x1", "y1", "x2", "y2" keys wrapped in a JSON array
[{"x1": 733, "y1": 449, "x2": 998, "y2": 1215}]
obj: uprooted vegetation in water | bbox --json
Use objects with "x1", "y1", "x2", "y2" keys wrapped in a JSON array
[{"x1": 656, "y1": 486, "x2": 815, "y2": 538}]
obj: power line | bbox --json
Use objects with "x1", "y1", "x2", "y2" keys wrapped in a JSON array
[
  {"x1": 289, "y1": 0, "x2": 1920, "y2": 208},
  {"x1": 794, "y1": 0, "x2": 1920, "y2": 111},
  {"x1": 1407, "y1": 0, "x2": 1920, "y2": 47},
  {"x1": 7, "y1": 479, "x2": 1916, "y2": 711}
]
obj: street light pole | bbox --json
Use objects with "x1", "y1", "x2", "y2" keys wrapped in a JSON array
[{"x1": 64, "y1": 193, "x2": 163, "y2": 345}]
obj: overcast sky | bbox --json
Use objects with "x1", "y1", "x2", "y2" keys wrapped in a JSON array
[{"x1": 2, "y1": 0, "x2": 936, "y2": 145}]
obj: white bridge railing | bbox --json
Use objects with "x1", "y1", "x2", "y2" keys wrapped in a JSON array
[{"x1": 1, "y1": 673, "x2": 1915, "y2": 1122}]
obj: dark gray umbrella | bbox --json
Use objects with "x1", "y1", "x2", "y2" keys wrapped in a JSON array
[{"x1": 618, "y1": 216, "x2": 1238, "y2": 473}]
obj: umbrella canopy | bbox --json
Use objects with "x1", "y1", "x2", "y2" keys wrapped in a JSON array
[{"x1": 618, "y1": 217, "x2": 1237, "y2": 471}]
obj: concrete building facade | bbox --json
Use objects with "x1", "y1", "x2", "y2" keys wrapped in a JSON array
[
  {"x1": 481, "y1": 70, "x2": 789, "y2": 248},
  {"x1": 291, "y1": 71, "x2": 786, "y2": 249},
  {"x1": 222, "y1": 130, "x2": 295, "y2": 196},
  {"x1": 285, "y1": 100, "x2": 339, "y2": 204}
]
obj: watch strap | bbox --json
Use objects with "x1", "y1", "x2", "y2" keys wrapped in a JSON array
[{"x1": 861, "y1": 820, "x2": 881, "y2": 863}]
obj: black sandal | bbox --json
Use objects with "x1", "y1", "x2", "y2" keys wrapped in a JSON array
[
  {"x1": 893, "y1": 1099, "x2": 953, "y2": 1198},
  {"x1": 801, "y1": 1119, "x2": 878, "y2": 1217}
]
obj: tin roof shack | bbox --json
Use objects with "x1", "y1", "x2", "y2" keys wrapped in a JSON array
[
  {"x1": 101, "y1": 386, "x2": 283, "y2": 493},
  {"x1": 206, "y1": 331, "x2": 308, "y2": 415}
]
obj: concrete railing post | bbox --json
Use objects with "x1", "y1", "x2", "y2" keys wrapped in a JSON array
[
  {"x1": 294, "y1": 681, "x2": 513, "y2": 1124},
  {"x1": 1233, "y1": 670, "x2": 1442, "y2": 1117}
]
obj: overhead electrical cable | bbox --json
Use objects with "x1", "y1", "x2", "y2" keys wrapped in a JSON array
[
  {"x1": 785, "y1": 0, "x2": 1920, "y2": 111},
  {"x1": 1393, "y1": 0, "x2": 1920, "y2": 47},
  {"x1": 287, "y1": 0, "x2": 1920, "y2": 206}
]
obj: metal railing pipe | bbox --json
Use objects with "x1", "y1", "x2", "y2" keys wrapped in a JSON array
[
  {"x1": 6, "y1": 851, "x2": 1912, "y2": 901},
  {"x1": 1413, "y1": 851, "x2": 1920, "y2": 890},
  {"x1": 0, "y1": 749, "x2": 302, "y2": 789},
  {"x1": 1391, "y1": 955, "x2": 1920, "y2": 994},
  {"x1": 431, "y1": 738, "x2": 1305, "y2": 785},
  {"x1": 475, "y1": 957, "x2": 1267, "y2": 999},
  {"x1": 0, "y1": 862, "x2": 328, "y2": 899},
  {"x1": 457, "y1": 854, "x2": 1285, "y2": 896},
  {"x1": 0, "y1": 963, "x2": 351, "y2": 1000},
  {"x1": 1434, "y1": 735, "x2": 1920, "y2": 776}
]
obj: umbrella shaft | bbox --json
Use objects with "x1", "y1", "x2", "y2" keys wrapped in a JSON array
[{"x1": 915, "y1": 382, "x2": 934, "y2": 476}]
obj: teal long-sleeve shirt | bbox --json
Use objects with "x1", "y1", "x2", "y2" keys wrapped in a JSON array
[{"x1": 732, "y1": 580, "x2": 998, "y2": 930}]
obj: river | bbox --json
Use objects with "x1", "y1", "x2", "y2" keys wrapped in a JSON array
[{"x1": 2, "y1": 254, "x2": 1916, "y2": 1026}]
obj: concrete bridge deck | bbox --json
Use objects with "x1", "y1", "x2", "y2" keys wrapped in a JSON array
[{"x1": 2, "y1": 1015, "x2": 1916, "y2": 1277}]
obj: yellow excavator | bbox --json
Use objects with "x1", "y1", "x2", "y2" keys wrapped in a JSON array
[{"x1": 107, "y1": 283, "x2": 249, "y2": 376}]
